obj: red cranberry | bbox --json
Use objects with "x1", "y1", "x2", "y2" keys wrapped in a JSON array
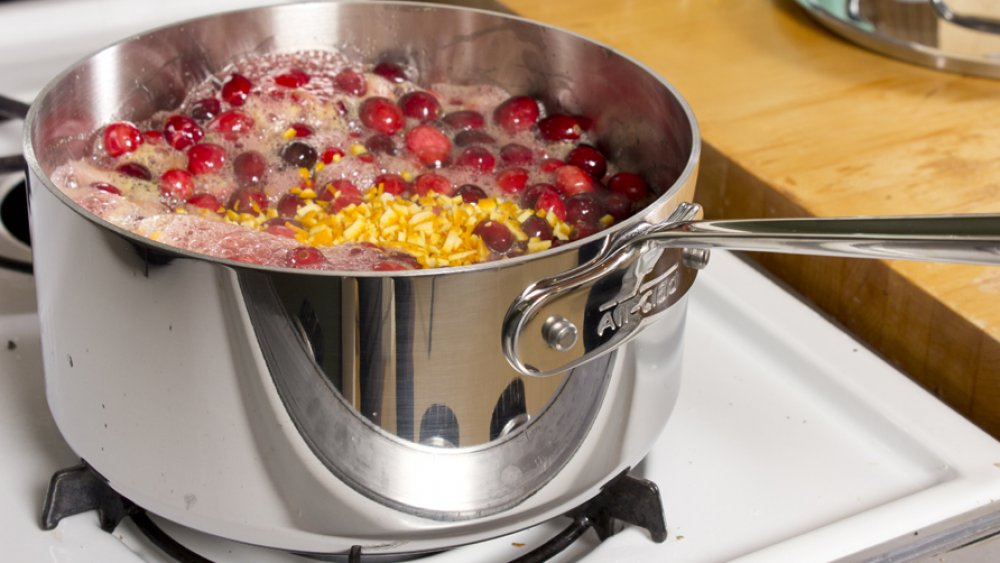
[
  {"x1": 286, "y1": 246, "x2": 326, "y2": 267},
  {"x1": 189, "y1": 98, "x2": 221, "y2": 122},
  {"x1": 187, "y1": 143, "x2": 227, "y2": 175},
  {"x1": 115, "y1": 162, "x2": 151, "y2": 180},
  {"x1": 603, "y1": 192, "x2": 632, "y2": 221},
  {"x1": 359, "y1": 97, "x2": 404, "y2": 135},
  {"x1": 221, "y1": 73, "x2": 253, "y2": 106},
  {"x1": 571, "y1": 222, "x2": 600, "y2": 241},
  {"x1": 454, "y1": 130, "x2": 496, "y2": 147},
  {"x1": 500, "y1": 143, "x2": 534, "y2": 166},
  {"x1": 388, "y1": 251, "x2": 421, "y2": 269},
  {"x1": 496, "y1": 167, "x2": 529, "y2": 195},
  {"x1": 375, "y1": 173, "x2": 408, "y2": 196},
  {"x1": 493, "y1": 96, "x2": 540, "y2": 134},
  {"x1": 321, "y1": 147, "x2": 345, "y2": 164},
  {"x1": 163, "y1": 115, "x2": 204, "y2": 151},
  {"x1": 318, "y1": 178, "x2": 361, "y2": 201},
  {"x1": 373, "y1": 61, "x2": 406, "y2": 83},
  {"x1": 566, "y1": 144, "x2": 607, "y2": 179},
  {"x1": 91, "y1": 182, "x2": 121, "y2": 195},
  {"x1": 289, "y1": 123, "x2": 313, "y2": 138},
  {"x1": 276, "y1": 193, "x2": 304, "y2": 217},
  {"x1": 186, "y1": 193, "x2": 222, "y2": 212},
  {"x1": 442, "y1": 110, "x2": 485, "y2": 131},
  {"x1": 103, "y1": 122, "x2": 143, "y2": 157},
  {"x1": 521, "y1": 183, "x2": 557, "y2": 208},
  {"x1": 536, "y1": 190, "x2": 568, "y2": 221},
  {"x1": 405, "y1": 124, "x2": 452, "y2": 166},
  {"x1": 331, "y1": 192, "x2": 364, "y2": 212},
  {"x1": 365, "y1": 134, "x2": 397, "y2": 156},
  {"x1": 274, "y1": 69, "x2": 310, "y2": 88},
  {"x1": 413, "y1": 173, "x2": 453, "y2": 196},
  {"x1": 522, "y1": 215, "x2": 554, "y2": 240},
  {"x1": 566, "y1": 193, "x2": 605, "y2": 226},
  {"x1": 456, "y1": 184, "x2": 487, "y2": 203},
  {"x1": 281, "y1": 141, "x2": 318, "y2": 169},
  {"x1": 159, "y1": 169, "x2": 195, "y2": 200},
  {"x1": 456, "y1": 146, "x2": 496, "y2": 172},
  {"x1": 573, "y1": 115, "x2": 594, "y2": 131},
  {"x1": 608, "y1": 172, "x2": 649, "y2": 202},
  {"x1": 540, "y1": 158, "x2": 564, "y2": 173},
  {"x1": 399, "y1": 91, "x2": 441, "y2": 122},
  {"x1": 233, "y1": 151, "x2": 268, "y2": 188},
  {"x1": 264, "y1": 218, "x2": 299, "y2": 238},
  {"x1": 474, "y1": 220, "x2": 515, "y2": 253},
  {"x1": 374, "y1": 260, "x2": 408, "y2": 271},
  {"x1": 333, "y1": 69, "x2": 367, "y2": 96},
  {"x1": 537, "y1": 114, "x2": 581, "y2": 141},
  {"x1": 210, "y1": 110, "x2": 254, "y2": 138},
  {"x1": 554, "y1": 165, "x2": 595, "y2": 196},
  {"x1": 229, "y1": 188, "x2": 268, "y2": 214}
]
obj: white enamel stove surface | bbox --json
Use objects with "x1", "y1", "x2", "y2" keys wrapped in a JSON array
[{"x1": 4, "y1": 1, "x2": 1000, "y2": 561}]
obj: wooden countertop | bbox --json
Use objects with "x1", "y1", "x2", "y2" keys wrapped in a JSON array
[{"x1": 502, "y1": 0, "x2": 1000, "y2": 438}]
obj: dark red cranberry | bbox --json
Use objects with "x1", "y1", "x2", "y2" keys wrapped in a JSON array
[
  {"x1": 365, "y1": 134, "x2": 397, "y2": 156},
  {"x1": 91, "y1": 182, "x2": 121, "y2": 195},
  {"x1": 555, "y1": 165, "x2": 595, "y2": 196},
  {"x1": 276, "y1": 193, "x2": 304, "y2": 217},
  {"x1": 186, "y1": 193, "x2": 222, "y2": 212},
  {"x1": 103, "y1": 122, "x2": 143, "y2": 157},
  {"x1": 281, "y1": 141, "x2": 318, "y2": 170},
  {"x1": 333, "y1": 69, "x2": 367, "y2": 96},
  {"x1": 566, "y1": 144, "x2": 607, "y2": 179},
  {"x1": 229, "y1": 187, "x2": 268, "y2": 214},
  {"x1": 189, "y1": 98, "x2": 221, "y2": 122},
  {"x1": 442, "y1": 110, "x2": 485, "y2": 131},
  {"x1": 500, "y1": 143, "x2": 534, "y2": 166},
  {"x1": 496, "y1": 167, "x2": 529, "y2": 195},
  {"x1": 233, "y1": 151, "x2": 268, "y2": 188},
  {"x1": 456, "y1": 184, "x2": 487, "y2": 203},
  {"x1": 413, "y1": 173, "x2": 453, "y2": 196},
  {"x1": 573, "y1": 115, "x2": 594, "y2": 131},
  {"x1": 566, "y1": 193, "x2": 605, "y2": 226},
  {"x1": 405, "y1": 124, "x2": 452, "y2": 166},
  {"x1": 537, "y1": 114, "x2": 581, "y2": 141},
  {"x1": 374, "y1": 260, "x2": 408, "y2": 271},
  {"x1": 373, "y1": 61, "x2": 407, "y2": 83},
  {"x1": 187, "y1": 143, "x2": 227, "y2": 175},
  {"x1": 221, "y1": 73, "x2": 253, "y2": 106},
  {"x1": 571, "y1": 222, "x2": 600, "y2": 241},
  {"x1": 608, "y1": 172, "x2": 649, "y2": 202},
  {"x1": 456, "y1": 146, "x2": 496, "y2": 172},
  {"x1": 163, "y1": 115, "x2": 204, "y2": 151},
  {"x1": 210, "y1": 110, "x2": 254, "y2": 138},
  {"x1": 264, "y1": 218, "x2": 299, "y2": 238},
  {"x1": 274, "y1": 69, "x2": 310, "y2": 88},
  {"x1": 536, "y1": 189, "x2": 567, "y2": 221},
  {"x1": 603, "y1": 192, "x2": 632, "y2": 221},
  {"x1": 474, "y1": 220, "x2": 515, "y2": 253},
  {"x1": 286, "y1": 246, "x2": 326, "y2": 267},
  {"x1": 399, "y1": 91, "x2": 441, "y2": 122},
  {"x1": 522, "y1": 215, "x2": 554, "y2": 240},
  {"x1": 289, "y1": 123, "x2": 313, "y2": 138},
  {"x1": 493, "y1": 96, "x2": 540, "y2": 134},
  {"x1": 115, "y1": 162, "x2": 151, "y2": 180},
  {"x1": 321, "y1": 147, "x2": 345, "y2": 164},
  {"x1": 521, "y1": 183, "x2": 557, "y2": 208},
  {"x1": 159, "y1": 169, "x2": 195, "y2": 200},
  {"x1": 454, "y1": 130, "x2": 496, "y2": 147},
  {"x1": 375, "y1": 173, "x2": 408, "y2": 196},
  {"x1": 359, "y1": 97, "x2": 405, "y2": 135},
  {"x1": 540, "y1": 158, "x2": 564, "y2": 173}
]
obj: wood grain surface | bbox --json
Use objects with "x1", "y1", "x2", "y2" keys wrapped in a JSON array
[{"x1": 501, "y1": 0, "x2": 1000, "y2": 437}]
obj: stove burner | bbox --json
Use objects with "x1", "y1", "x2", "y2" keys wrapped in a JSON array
[{"x1": 40, "y1": 463, "x2": 667, "y2": 562}]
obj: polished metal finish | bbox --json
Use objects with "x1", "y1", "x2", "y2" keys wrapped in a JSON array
[
  {"x1": 681, "y1": 248, "x2": 711, "y2": 270},
  {"x1": 542, "y1": 315, "x2": 578, "y2": 352}
]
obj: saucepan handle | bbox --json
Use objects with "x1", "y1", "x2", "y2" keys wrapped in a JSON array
[{"x1": 0, "y1": 94, "x2": 32, "y2": 272}]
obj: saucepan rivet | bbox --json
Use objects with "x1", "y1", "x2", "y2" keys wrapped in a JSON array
[
  {"x1": 542, "y1": 315, "x2": 578, "y2": 352},
  {"x1": 682, "y1": 248, "x2": 711, "y2": 270}
]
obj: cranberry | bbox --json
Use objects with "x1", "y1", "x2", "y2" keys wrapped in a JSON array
[
  {"x1": 537, "y1": 114, "x2": 581, "y2": 141},
  {"x1": 554, "y1": 165, "x2": 595, "y2": 196},
  {"x1": 496, "y1": 167, "x2": 529, "y2": 195},
  {"x1": 187, "y1": 143, "x2": 227, "y2": 175},
  {"x1": 536, "y1": 190, "x2": 568, "y2": 221},
  {"x1": 474, "y1": 220, "x2": 515, "y2": 254},
  {"x1": 500, "y1": 143, "x2": 534, "y2": 166},
  {"x1": 573, "y1": 115, "x2": 594, "y2": 131},
  {"x1": 190, "y1": 98, "x2": 221, "y2": 122},
  {"x1": 210, "y1": 110, "x2": 254, "y2": 138},
  {"x1": 388, "y1": 251, "x2": 421, "y2": 269},
  {"x1": 143, "y1": 130, "x2": 164, "y2": 145},
  {"x1": 221, "y1": 73, "x2": 253, "y2": 106},
  {"x1": 333, "y1": 69, "x2": 367, "y2": 96},
  {"x1": 163, "y1": 115, "x2": 204, "y2": 151},
  {"x1": 405, "y1": 124, "x2": 452, "y2": 166},
  {"x1": 456, "y1": 146, "x2": 496, "y2": 172},
  {"x1": 375, "y1": 173, "x2": 408, "y2": 195},
  {"x1": 115, "y1": 162, "x2": 151, "y2": 180},
  {"x1": 442, "y1": 110, "x2": 485, "y2": 131},
  {"x1": 318, "y1": 178, "x2": 361, "y2": 201},
  {"x1": 276, "y1": 193, "x2": 304, "y2": 217},
  {"x1": 331, "y1": 192, "x2": 364, "y2": 212},
  {"x1": 365, "y1": 133, "x2": 397, "y2": 156},
  {"x1": 603, "y1": 192, "x2": 632, "y2": 221},
  {"x1": 229, "y1": 187, "x2": 268, "y2": 214},
  {"x1": 454, "y1": 130, "x2": 496, "y2": 147},
  {"x1": 374, "y1": 260, "x2": 408, "y2": 271},
  {"x1": 566, "y1": 144, "x2": 607, "y2": 179},
  {"x1": 264, "y1": 219, "x2": 299, "y2": 238},
  {"x1": 608, "y1": 172, "x2": 649, "y2": 202},
  {"x1": 571, "y1": 222, "x2": 600, "y2": 241},
  {"x1": 540, "y1": 158, "x2": 564, "y2": 173},
  {"x1": 413, "y1": 173, "x2": 453, "y2": 196},
  {"x1": 281, "y1": 141, "x2": 318, "y2": 170},
  {"x1": 522, "y1": 215, "x2": 554, "y2": 240},
  {"x1": 566, "y1": 193, "x2": 605, "y2": 226},
  {"x1": 159, "y1": 169, "x2": 195, "y2": 200},
  {"x1": 186, "y1": 193, "x2": 222, "y2": 212},
  {"x1": 359, "y1": 97, "x2": 405, "y2": 135},
  {"x1": 321, "y1": 147, "x2": 345, "y2": 164},
  {"x1": 287, "y1": 246, "x2": 326, "y2": 267},
  {"x1": 399, "y1": 91, "x2": 441, "y2": 122},
  {"x1": 493, "y1": 96, "x2": 540, "y2": 134},
  {"x1": 103, "y1": 122, "x2": 143, "y2": 157},
  {"x1": 456, "y1": 184, "x2": 487, "y2": 203},
  {"x1": 274, "y1": 68, "x2": 310, "y2": 88},
  {"x1": 373, "y1": 61, "x2": 406, "y2": 83},
  {"x1": 91, "y1": 182, "x2": 121, "y2": 195},
  {"x1": 521, "y1": 183, "x2": 557, "y2": 208},
  {"x1": 288, "y1": 123, "x2": 313, "y2": 138},
  {"x1": 233, "y1": 151, "x2": 268, "y2": 188}
]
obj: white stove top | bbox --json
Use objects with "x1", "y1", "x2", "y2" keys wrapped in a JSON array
[{"x1": 3, "y1": 1, "x2": 1000, "y2": 562}]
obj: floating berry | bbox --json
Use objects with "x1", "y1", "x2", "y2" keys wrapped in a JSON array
[
  {"x1": 264, "y1": 218, "x2": 299, "y2": 239},
  {"x1": 608, "y1": 172, "x2": 649, "y2": 202},
  {"x1": 522, "y1": 215, "x2": 554, "y2": 241},
  {"x1": 186, "y1": 193, "x2": 222, "y2": 212},
  {"x1": 331, "y1": 192, "x2": 364, "y2": 212},
  {"x1": 540, "y1": 158, "x2": 564, "y2": 173},
  {"x1": 375, "y1": 173, "x2": 408, "y2": 195},
  {"x1": 159, "y1": 169, "x2": 195, "y2": 200},
  {"x1": 187, "y1": 143, "x2": 227, "y2": 175},
  {"x1": 286, "y1": 246, "x2": 326, "y2": 267},
  {"x1": 554, "y1": 165, "x2": 595, "y2": 196},
  {"x1": 91, "y1": 182, "x2": 121, "y2": 195},
  {"x1": 190, "y1": 98, "x2": 221, "y2": 122},
  {"x1": 163, "y1": 114, "x2": 204, "y2": 151},
  {"x1": 115, "y1": 162, "x2": 152, "y2": 180},
  {"x1": 399, "y1": 91, "x2": 441, "y2": 122},
  {"x1": 456, "y1": 146, "x2": 496, "y2": 172},
  {"x1": 571, "y1": 222, "x2": 600, "y2": 241},
  {"x1": 537, "y1": 114, "x2": 581, "y2": 141},
  {"x1": 456, "y1": 184, "x2": 487, "y2": 203},
  {"x1": 318, "y1": 178, "x2": 360, "y2": 202},
  {"x1": 274, "y1": 68, "x2": 310, "y2": 88},
  {"x1": 289, "y1": 123, "x2": 313, "y2": 138},
  {"x1": 493, "y1": 96, "x2": 540, "y2": 134},
  {"x1": 210, "y1": 110, "x2": 254, "y2": 138},
  {"x1": 321, "y1": 146, "x2": 345, "y2": 164},
  {"x1": 102, "y1": 122, "x2": 143, "y2": 157},
  {"x1": 566, "y1": 144, "x2": 607, "y2": 179},
  {"x1": 233, "y1": 151, "x2": 268, "y2": 188},
  {"x1": 521, "y1": 183, "x2": 557, "y2": 208},
  {"x1": 603, "y1": 191, "x2": 632, "y2": 221},
  {"x1": 365, "y1": 133, "x2": 397, "y2": 155},
  {"x1": 373, "y1": 61, "x2": 406, "y2": 83},
  {"x1": 535, "y1": 189, "x2": 567, "y2": 221},
  {"x1": 405, "y1": 124, "x2": 452, "y2": 166},
  {"x1": 454, "y1": 130, "x2": 496, "y2": 147},
  {"x1": 496, "y1": 167, "x2": 529, "y2": 194},
  {"x1": 442, "y1": 110, "x2": 485, "y2": 131},
  {"x1": 359, "y1": 97, "x2": 405, "y2": 135},
  {"x1": 333, "y1": 69, "x2": 367, "y2": 96},
  {"x1": 276, "y1": 193, "x2": 304, "y2": 217},
  {"x1": 229, "y1": 187, "x2": 268, "y2": 214},
  {"x1": 474, "y1": 220, "x2": 515, "y2": 254},
  {"x1": 566, "y1": 193, "x2": 605, "y2": 226},
  {"x1": 500, "y1": 143, "x2": 533, "y2": 166},
  {"x1": 221, "y1": 73, "x2": 252, "y2": 106},
  {"x1": 413, "y1": 173, "x2": 453, "y2": 196},
  {"x1": 281, "y1": 141, "x2": 318, "y2": 170}
]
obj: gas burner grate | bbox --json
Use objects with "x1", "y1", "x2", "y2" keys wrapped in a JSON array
[{"x1": 40, "y1": 462, "x2": 666, "y2": 562}]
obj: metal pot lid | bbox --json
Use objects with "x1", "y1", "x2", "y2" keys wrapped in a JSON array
[{"x1": 797, "y1": 0, "x2": 1000, "y2": 79}]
